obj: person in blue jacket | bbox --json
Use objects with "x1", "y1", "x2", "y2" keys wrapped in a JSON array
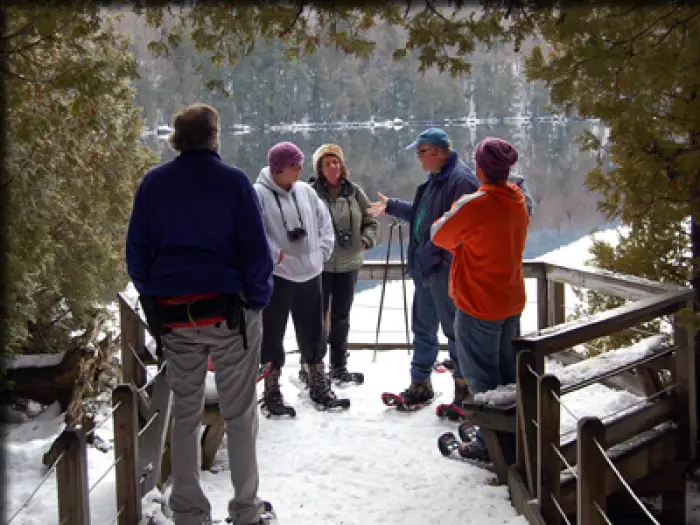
[
  {"x1": 368, "y1": 128, "x2": 533, "y2": 412},
  {"x1": 126, "y1": 103, "x2": 273, "y2": 525}
]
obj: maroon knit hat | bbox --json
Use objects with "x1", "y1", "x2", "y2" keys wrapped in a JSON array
[
  {"x1": 474, "y1": 137, "x2": 518, "y2": 180},
  {"x1": 268, "y1": 142, "x2": 305, "y2": 174}
]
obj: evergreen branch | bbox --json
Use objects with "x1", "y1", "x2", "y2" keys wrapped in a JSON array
[
  {"x1": 424, "y1": 0, "x2": 451, "y2": 24},
  {"x1": 652, "y1": 8, "x2": 700, "y2": 48},
  {"x1": 403, "y1": 0, "x2": 412, "y2": 21},
  {"x1": 601, "y1": 5, "x2": 681, "y2": 49},
  {"x1": 2, "y1": 19, "x2": 38, "y2": 41},
  {"x1": 279, "y1": 2, "x2": 306, "y2": 38}
]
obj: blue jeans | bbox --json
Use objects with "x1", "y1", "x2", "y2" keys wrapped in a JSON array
[
  {"x1": 455, "y1": 309, "x2": 520, "y2": 459},
  {"x1": 454, "y1": 309, "x2": 520, "y2": 395},
  {"x1": 410, "y1": 262, "x2": 461, "y2": 382}
]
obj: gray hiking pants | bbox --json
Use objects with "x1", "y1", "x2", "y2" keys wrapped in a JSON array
[{"x1": 162, "y1": 310, "x2": 263, "y2": 525}]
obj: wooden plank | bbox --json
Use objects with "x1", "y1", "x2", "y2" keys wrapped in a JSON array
[
  {"x1": 118, "y1": 295, "x2": 147, "y2": 389},
  {"x1": 577, "y1": 417, "x2": 607, "y2": 525},
  {"x1": 201, "y1": 422, "x2": 226, "y2": 471},
  {"x1": 462, "y1": 409, "x2": 516, "y2": 433},
  {"x1": 507, "y1": 466, "x2": 548, "y2": 525},
  {"x1": 545, "y1": 264, "x2": 692, "y2": 301},
  {"x1": 538, "y1": 375, "x2": 561, "y2": 525},
  {"x1": 559, "y1": 397, "x2": 676, "y2": 468},
  {"x1": 549, "y1": 281, "x2": 566, "y2": 326},
  {"x1": 55, "y1": 429, "x2": 90, "y2": 525},
  {"x1": 137, "y1": 369, "x2": 172, "y2": 496},
  {"x1": 346, "y1": 342, "x2": 448, "y2": 350},
  {"x1": 513, "y1": 291, "x2": 688, "y2": 356},
  {"x1": 537, "y1": 276, "x2": 549, "y2": 332},
  {"x1": 113, "y1": 384, "x2": 142, "y2": 525},
  {"x1": 560, "y1": 426, "x2": 679, "y2": 515},
  {"x1": 517, "y1": 351, "x2": 539, "y2": 494},
  {"x1": 480, "y1": 429, "x2": 509, "y2": 484},
  {"x1": 559, "y1": 344, "x2": 675, "y2": 396},
  {"x1": 673, "y1": 303, "x2": 697, "y2": 461},
  {"x1": 357, "y1": 260, "x2": 545, "y2": 281},
  {"x1": 158, "y1": 417, "x2": 173, "y2": 488}
]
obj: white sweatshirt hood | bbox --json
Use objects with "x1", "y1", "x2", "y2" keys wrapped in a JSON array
[{"x1": 254, "y1": 166, "x2": 335, "y2": 283}]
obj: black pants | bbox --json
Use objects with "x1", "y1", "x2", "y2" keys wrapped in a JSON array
[
  {"x1": 301, "y1": 270, "x2": 359, "y2": 369},
  {"x1": 261, "y1": 274, "x2": 326, "y2": 369}
]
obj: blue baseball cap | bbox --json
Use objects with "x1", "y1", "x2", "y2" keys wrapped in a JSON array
[{"x1": 405, "y1": 128, "x2": 450, "y2": 151}]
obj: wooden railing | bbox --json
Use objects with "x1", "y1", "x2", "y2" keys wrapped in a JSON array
[{"x1": 113, "y1": 258, "x2": 695, "y2": 525}]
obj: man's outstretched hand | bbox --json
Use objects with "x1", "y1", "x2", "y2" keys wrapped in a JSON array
[{"x1": 367, "y1": 192, "x2": 389, "y2": 217}]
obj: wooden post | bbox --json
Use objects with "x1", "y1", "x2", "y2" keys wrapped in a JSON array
[
  {"x1": 673, "y1": 301, "x2": 697, "y2": 460},
  {"x1": 516, "y1": 350, "x2": 538, "y2": 495},
  {"x1": 113, "y1": 384, "x2": 141, "y2": 525},
  {"x1": 118, "y1": 295, "x2": 146, "y2": 389},
  {"x1": 548, "y1": 281, "x2": 566, "y2": 326},
  {"x1": 56, "y1": 428, "x2": 90, "y2": 525},
  {"x1": 537, "y1": 276, "x2": 549, "y2": 333},
  {"x1": 538, "y1": 374, "x2": 561, "y2": 525},
  {"x1": 577, "y1": 417, "x2": 606, "y2": 525}
]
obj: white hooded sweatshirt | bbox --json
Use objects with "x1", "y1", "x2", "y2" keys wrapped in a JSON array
[{"x1": 254, "y1": 166, "x2": 335, "y2": 283}]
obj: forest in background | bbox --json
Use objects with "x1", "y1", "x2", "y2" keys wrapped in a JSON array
[{"x1": 115, "y1": 9, "x2": 556, "y2": 130}]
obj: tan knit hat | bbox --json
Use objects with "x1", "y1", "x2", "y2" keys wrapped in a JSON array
[{"x1": 312, "y1": 144, "x2": 346, "y2": 173}]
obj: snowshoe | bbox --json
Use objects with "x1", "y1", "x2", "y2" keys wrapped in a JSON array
[
  {"x1": 436, "y1": 377, "x2": 469, "y2": 421},
  {"x1": 382, "y1": 379, "x2": 435, "y2": 411},
  {"x1": 216, "y1": 501, "x2": 277, "y2": 523},
  {"x1": 381, "y1": 392, "x2": 439, "y2": 412},
  {"x1": 435, "y1": 403, "x2": 466, "y2": 421},
  {"x1": 437, "y1": 430, "x2": 492, "y2": 466}
]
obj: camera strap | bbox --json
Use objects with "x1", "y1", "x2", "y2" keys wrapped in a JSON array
[
  {"x1": 263, "y1": 183, "x2": 305, "y2": 231},
  {"x1": 326, "y1": 194, "x2": 354, "y2": 241}
]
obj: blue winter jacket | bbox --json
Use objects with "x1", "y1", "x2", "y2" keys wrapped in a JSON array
[
  {"x1": 386, "y1": 151, "x2": 534, "y2": 281},
  {"x1": 125, "y1": 150, "x2": 274, "y2": 311}
]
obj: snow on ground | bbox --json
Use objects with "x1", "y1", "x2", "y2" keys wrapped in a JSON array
[{"x1": 4, "y1": 227, "x2": 698, "y2": 525}]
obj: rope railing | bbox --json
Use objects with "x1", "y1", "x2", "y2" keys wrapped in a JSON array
[
  {"x1": 550, "y1": 492, "x2": 573, "y2": 525},
  {"x1": 4, "y1": 449, "x2": 67, "y2": 525},
  {"x1": 88, "y1": 453, "x2": 123, "y2": 494},
  {"x1": 550, "y1": 442, "x2": 577, "y2": 479},
  {"x1": 593, "y1": 438, "x2": 661, "y2": 524},
  {"x1": 593, "y1": 501, "x2": 614, "y2": 525},
  {"x1": 84, "y1": 401, "x2": 123, "y2": 439},
  {"x1": 138, "y1": 410, "x2": 161, "y2": 438},
  {"x1": 109, "y1": 505, "x2": 125, "y2": 525}
]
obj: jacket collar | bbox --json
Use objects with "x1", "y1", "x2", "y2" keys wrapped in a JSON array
[
  {"x1": 423, "y1": 151, "x2": 459, "y2": 185},
  {"x1": 178, "y1": 149, "x2": 221, "y2": 160},
  {"x1": 313, "y1": 176, "x2": 355, "y2": 199}
]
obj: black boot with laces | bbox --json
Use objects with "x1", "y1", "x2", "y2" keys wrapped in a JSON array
[{"x1": 307, "y1": 362, "x2": 350, "y2": 410}]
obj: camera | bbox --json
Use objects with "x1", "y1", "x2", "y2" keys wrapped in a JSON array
[
  {"x1": 287, "y1": 227, "x2": 307, "y2": 242},
  {"x1": 336, "y1": 229, "x2": 353, "y2": 248}
]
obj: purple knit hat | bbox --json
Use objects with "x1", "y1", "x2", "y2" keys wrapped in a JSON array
[
  {"x1": 268, "y1": 142, "x2": 304, "y2": 174},
  {"x1": 474, "y1": 137, "x2": 518, "y2": 180}
]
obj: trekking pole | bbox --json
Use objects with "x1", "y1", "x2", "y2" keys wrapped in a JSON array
[
  {"x1": 397, "y1": 220, "x2": 411, "y2": 354},
  {"x1": 373, "y1": 220, "x2": 394, "y2": 363}
]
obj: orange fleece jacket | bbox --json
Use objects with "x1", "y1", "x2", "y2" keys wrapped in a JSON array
[{"x1": 430, "y1": 183, "x2": 529, "y2": 321}]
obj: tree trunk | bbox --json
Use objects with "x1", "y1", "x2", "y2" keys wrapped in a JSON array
[{"x1": 693, "y1": 215, "x2": 700, "y2": 430}]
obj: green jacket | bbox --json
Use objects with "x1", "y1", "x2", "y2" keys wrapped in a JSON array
[{"x1": 311, "y1": 176, "x2": 380, "y2": 273}]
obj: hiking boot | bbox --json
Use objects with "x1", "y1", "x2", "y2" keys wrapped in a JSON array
[
  {"x1": 328, "y1": 365, "x2": 364, "y2": 385},
  {"x1": 307, "y1": 362, "x2": 350, "y2": 409},
  {"x1": 453, "y1": 377, "x2": 470, "y2": 407},
  {"x1": 399, "y1": 379, "x2": 434, "y2": 406},
  {"x1": 260, "y1": 367, "x2": 295, "y2": 417}
]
